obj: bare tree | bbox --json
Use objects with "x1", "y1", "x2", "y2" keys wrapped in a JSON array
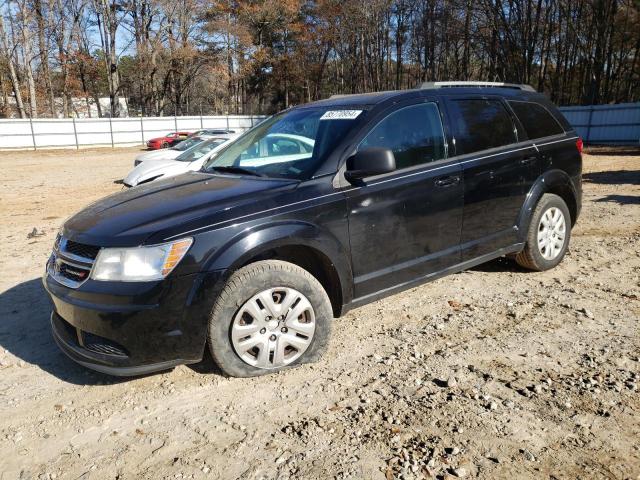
[
  {"x1": 0, "y1": 10, "x2": 26, "y2": 117},
  {"x1": 92, "y1": 0, "x2": 122, "y2": 116}
]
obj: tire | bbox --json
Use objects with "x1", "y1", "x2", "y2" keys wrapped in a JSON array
[
  {"x1": 161, "y1": 141, "x2": 169, "y2": 148},
  {"x1": 516, "y1": 193, "x2": 571, "y2": 271},
  {"x1": 207, "y1": 260, "x2": 333, "y2": 377}
]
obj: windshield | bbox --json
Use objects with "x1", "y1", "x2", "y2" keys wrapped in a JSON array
[
  {"x1": 175, "y1": 138, "x2": 227, "y2": 162},
  {"x1": 172, "y1": 136, "x2": 204, "y2": 152},
  {"x1": 203, "y1": 107, "x2": 364, "y2": 180}
]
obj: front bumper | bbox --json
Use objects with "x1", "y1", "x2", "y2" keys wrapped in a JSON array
[
  {"x1": 51, "y1": 312, "x2": 190, "y2": 376},
  {"x1": 44, "y1": 270, "x2": 224, "y2": 376}
]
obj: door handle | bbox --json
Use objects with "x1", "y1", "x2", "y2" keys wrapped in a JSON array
[
  {"x1": 519, "y1": 156, "x2": 537, "y2": 165},
  {"x1": 435, "y1": 175, "x2": 460, "y2": 187}
]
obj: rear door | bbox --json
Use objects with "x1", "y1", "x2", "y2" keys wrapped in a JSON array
[
  {"x1": 345, "y1": 98, "x2": 463, "y2": 300},
  {"x1": 507, "y1": 99, "x2": 576, "y2": 176},
  {"x1": 445, "y1": 96, "x2": 539, "y2": 261}
]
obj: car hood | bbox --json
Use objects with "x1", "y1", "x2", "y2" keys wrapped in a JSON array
[
  {"x1": 135, "y1": 149, "x2": 182, "y2": 162},
  {"x1": 63, "y1": 172, "x2": 298, "y2": 247},
  {"x1": 124, "y1": 158, "x2": 195, "y2": 186}
]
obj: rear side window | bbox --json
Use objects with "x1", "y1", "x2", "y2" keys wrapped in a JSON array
[
  {"x1": 508, "y1": 101, "x2": 565, "y2": 139},
  {"x1": 448, "y1": 99, "x2": 517, "y2": 155},
  {"x1": 359, "y1": 103, "x2": 446, "y2": 169}
]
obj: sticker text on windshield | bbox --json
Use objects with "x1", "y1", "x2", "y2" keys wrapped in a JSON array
[{"x1": 320, "y1": 110, "x2": 362, "y2": 121}]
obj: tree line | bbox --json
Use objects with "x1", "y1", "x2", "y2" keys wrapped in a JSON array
[{"x1": 0, "y1": 0, "x2": 638, "y2": 118}]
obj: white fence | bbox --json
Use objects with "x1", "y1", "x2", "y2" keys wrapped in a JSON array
[
  {"x1": 1, "y1": 103, "x2": 639, "y2": 150},
  {"x1": 0, "y1": 115, "x2": 267, "y2": 150}
]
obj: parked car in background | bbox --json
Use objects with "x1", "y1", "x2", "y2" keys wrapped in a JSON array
[
  {"x1": 146, "y1": 131, "x2": 191, "y2": 150},
  {"x1": 45, "y1": 82, "x2": 582, "y2": 378},
  {"x1": 189, "y1": 129, "x2": 235, "y2": 137},
  {"x1": 134, "y1": 133, "x2": 235, "y2": 166},
  {"x1": 136, "y1": 135, "x2": 206, "y2": 165},
  {"x1": 124, "y1": 136, "x2": 236, "y2": 187}
]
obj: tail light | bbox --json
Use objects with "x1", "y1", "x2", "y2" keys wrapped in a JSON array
[{"x1": 576, "y1": 137, "x2": 583, "y2": 155}]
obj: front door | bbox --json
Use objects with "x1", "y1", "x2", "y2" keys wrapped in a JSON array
[{"x1": 345, "y1": 100, "x2": 463, "y2": 300}]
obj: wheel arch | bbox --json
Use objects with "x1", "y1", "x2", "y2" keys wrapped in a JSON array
[
  {"x1": 517, "y1": 169, "x2": 579, "y2": 242},
  {"x1": 202, "y1": 221, "x2": 353, "y2": 317}
]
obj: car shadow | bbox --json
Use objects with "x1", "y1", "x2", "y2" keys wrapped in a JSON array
[
  {"x1": 187, "y1": 348, "x2": 225, "y2": 376},
  {"x1": 0, "y1": 278, "x2": 148, "y2": 385},
  {"x1": 594, "y1": 194, "x2": 640, "y2": 205},
  {"x1": 583, "y1": 169, "x2": 640, "y2": 186},
  {"x1": 585, "y1": 147, "x2": 640, "y2": 157},
  {"x1": 468, "y1": 256, "x2": 528, "y2": 273}
]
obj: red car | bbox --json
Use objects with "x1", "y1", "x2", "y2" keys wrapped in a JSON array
[{"x1": 146, "y1": 131, "x2": 191, "y2": 150}]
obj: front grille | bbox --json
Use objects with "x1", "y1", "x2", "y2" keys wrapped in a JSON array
[
  {"x1": 58, "y1": 262, "x2": 90, "y2": 283},
  {"x1": 48, "y1": 235, "x2": 100, "y2": 288},
  {"x1": 64, "y1": 239, "x2": 100, "y2": 260}
]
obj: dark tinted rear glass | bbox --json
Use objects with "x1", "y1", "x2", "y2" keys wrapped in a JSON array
[
  {"x1": 448, "y1": 99, "x2": 517, "y2": 155},
  {"x1": 508, "y1": 101, "x2": 565, "y2": 139}
]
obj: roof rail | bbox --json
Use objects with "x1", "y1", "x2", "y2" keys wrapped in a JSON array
[
  {"x1": 328, "y1": 89, "x2": 400, "y2": 99},
  {"x1": 419, "y1": 81, "x2": 536, "y2": 92}
]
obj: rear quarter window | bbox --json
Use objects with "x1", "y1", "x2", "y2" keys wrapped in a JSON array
[
  {"x1": 508, "y1": 100, "x2": 565, "y2": 140},
  {"x1": 447, "y1": 99, "x2": 518, "y2": 155}
]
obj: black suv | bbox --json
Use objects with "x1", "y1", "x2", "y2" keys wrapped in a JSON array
[{"x1": 44, "y1": 82, "x2": 582, "y2": 377}]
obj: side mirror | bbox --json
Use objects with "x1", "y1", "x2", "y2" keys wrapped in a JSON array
[{"x1": 345, "y1": 147, "x2": 396, "y2": 181}]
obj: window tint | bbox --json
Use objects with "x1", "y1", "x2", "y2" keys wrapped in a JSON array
[
  {"x1": 359, "y1": 103, "x2": 446, "y2": 169},
  {"x1": 508, "y1": 101, "x2": 565, "y2": 139},
  {"x1": 448, "y1": 99, "x2": 517, "y2": 154}
]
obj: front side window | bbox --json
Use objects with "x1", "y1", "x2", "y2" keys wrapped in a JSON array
[
  {"x1": 358, "y1": 103, "x2": 446, "y2": 169},
  {"x1": 508, "y1": 100, "x2": 565, "y2": 140},
  {"x1": 448, "y1": 99, "x2": 517, "y2": 155},
  {"x1": 203, "y1": 107, "x2": 364, "y2": 180}
]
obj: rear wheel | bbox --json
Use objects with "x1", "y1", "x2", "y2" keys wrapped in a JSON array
[
  {"x1": 208, "y1": 260, "x2": 333, "y2": 377},
  {"x1": 516, "y1": 193, "x2": 571, "y2": 271}
]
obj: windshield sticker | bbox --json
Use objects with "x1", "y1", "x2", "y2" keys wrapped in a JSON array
[{"x1": 320, "y1": 110, "x2": 362, "y2": 120}]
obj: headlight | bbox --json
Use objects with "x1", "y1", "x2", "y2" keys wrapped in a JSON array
[{"x1": 91, "y1": 238, "x2": 192, "y2": 282}]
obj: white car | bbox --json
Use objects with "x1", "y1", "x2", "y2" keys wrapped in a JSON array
[
  {"x1": 134, "y1": 133, "x2": 234, "y2": 166},
  {"x1": 236, "y1": 133, "x2": 315, "y2": 167},
  {"x1": 124, "y1": 137, "x2": 235, "y2": 187},
  {"x1": 124, "y1": 133, "x2": 315, "y2": 187}
]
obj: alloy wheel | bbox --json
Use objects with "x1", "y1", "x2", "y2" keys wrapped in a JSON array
[{"x1": 537, "y1": 206, "x2": 566, "y2": 260}]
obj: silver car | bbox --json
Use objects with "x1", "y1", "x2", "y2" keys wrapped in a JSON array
[{"x1": 124, "y1": 136, "x2": 236, "y2": 187}]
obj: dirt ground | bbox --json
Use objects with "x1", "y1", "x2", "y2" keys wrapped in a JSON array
[{"x1": 0, "y1": 146, "x2": 638, "y2": 480}]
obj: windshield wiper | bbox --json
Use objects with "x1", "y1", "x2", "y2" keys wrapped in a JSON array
[{"x1": 209, "y1": 166, "x2": 265, "y2": 177}]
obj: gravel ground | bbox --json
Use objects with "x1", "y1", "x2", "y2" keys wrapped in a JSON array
[{"x1": 0, "y1": 147, "x2": 638, "y2": 480}]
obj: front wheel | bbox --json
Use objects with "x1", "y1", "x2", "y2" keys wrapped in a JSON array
[
  {"x1": 516, "y1": 193, "x2": 572, "y2": 271},
  {"x1": 208, "y1": 260, "x2": 333, "y2": 377}
]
